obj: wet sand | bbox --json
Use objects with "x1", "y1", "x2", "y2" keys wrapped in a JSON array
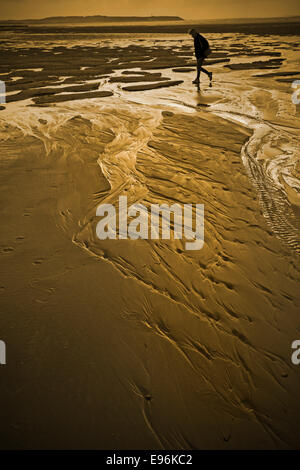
[
  {"x1": 122, "y1": 80, "x2": 183, "y2": 91},
  {"x1": 0, "y1": 29, "x2": 300, "y2": 450},
  {"x1": 1, "y1": 36, "x2": 297, "y2": 105}
]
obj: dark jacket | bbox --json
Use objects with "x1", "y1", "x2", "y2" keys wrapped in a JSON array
[{"x1": 194, "y1": 33, "x2": 209, "y2": 58}]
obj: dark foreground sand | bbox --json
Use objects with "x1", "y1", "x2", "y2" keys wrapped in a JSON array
[{"x1": 1, "y1": 108, "x2": 300, "y2": 449}]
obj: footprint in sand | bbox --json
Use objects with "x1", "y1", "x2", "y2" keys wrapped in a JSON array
[
  {"x1": 35, "y1": 286, "x2": 55, "y2": 304},
  {"x1": 23, "y1": 208, "x2": 33, "y2": 217},
  {"x1": 1, "y1": 246, "x2": 14, "y2": 254},
  {"x1": 32, "y1": 258, "x2": 45, "y2": 265}
]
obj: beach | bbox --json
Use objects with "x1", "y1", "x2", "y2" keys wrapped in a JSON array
[{"x1": 0, "y1": 22, "x2": 300, "y2": 449}]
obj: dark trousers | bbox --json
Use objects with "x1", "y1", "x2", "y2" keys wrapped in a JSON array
[{"x1": 196, "y1": 57, "x2": 210, "y2": 79}]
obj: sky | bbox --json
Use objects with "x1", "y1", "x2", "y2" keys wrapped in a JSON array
[{"x1": 0, "y1": 0, "x2": 300, "y2": 21}]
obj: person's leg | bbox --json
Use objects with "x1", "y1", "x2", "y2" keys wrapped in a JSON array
[
  {"x1": 199, "y1": 65, "x2": 210, "y2": 76},
  {"x1": 193, "y1": 57, "x2": 212, "y2": 84},
  {"x1": 193, "y1": 57, "x2": 202, "y2": 83},
  {"x1": 199, "y1": 58, "x2": 213, "y2": 81}
]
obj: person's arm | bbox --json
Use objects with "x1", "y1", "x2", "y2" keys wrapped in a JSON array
[{"x1": 194, "y1": 35, "x2": 202, "y2": 57}]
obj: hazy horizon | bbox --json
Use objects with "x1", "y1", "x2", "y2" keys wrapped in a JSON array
[
  {"x1": 1, "y1": 0, "x2": 300, "y2": 21},
  {"x1": 2, "y1": 14, "x2": 300, "y2": 22}
]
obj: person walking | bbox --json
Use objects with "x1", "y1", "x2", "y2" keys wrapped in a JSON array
[{"x1": 188, "y1": 29, "x2": 213, "y2": 86}]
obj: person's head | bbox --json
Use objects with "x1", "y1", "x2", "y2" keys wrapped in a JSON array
[{"x1": 188, "y1": 28, "x2": 198, "y2": 38}]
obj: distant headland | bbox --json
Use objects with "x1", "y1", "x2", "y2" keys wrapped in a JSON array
[{"x1": 2, "y1": 15, "x2": 184, "y2": 24}]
